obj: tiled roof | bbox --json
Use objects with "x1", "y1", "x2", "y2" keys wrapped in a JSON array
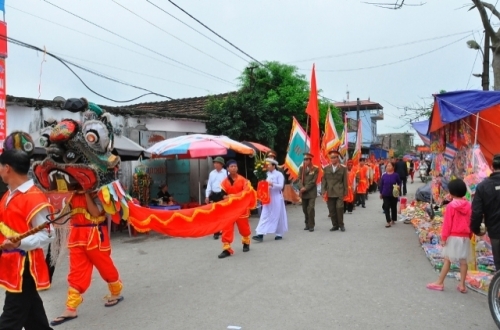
[{"x1": 7, "y1": 92, "x2": 236, "y2": 122}]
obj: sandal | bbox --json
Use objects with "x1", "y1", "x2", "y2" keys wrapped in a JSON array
[
  {"x1": 50, "y1": 315, "x2": 78, "y2": 326},
  {"x1": 385, "y1": 224, "x2": 391, "y2": 228},
  {"x1": 104, "y1": 296, "x2": 124, "y2": 307},
  {"x1": 457, "y1": 285, "x2": 467, "y2": 294},
  {"x1": 426, "y1": 283, "x2": 444, "y2": 291}
]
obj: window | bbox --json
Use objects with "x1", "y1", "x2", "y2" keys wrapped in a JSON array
[{"x1": 396, "y1": 140, "x2": 401, "y2": 146}]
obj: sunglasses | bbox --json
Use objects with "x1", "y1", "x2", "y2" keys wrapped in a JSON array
[{"x1": 304, "y1": 158, "x2": 311, "y2": 161}]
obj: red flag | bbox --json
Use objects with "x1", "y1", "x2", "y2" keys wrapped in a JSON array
[{"x1": 305, "y1": 64, "x2": 322, "y2": 183}]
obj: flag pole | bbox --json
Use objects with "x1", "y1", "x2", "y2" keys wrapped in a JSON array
[{"x1": 302, "y1": 115, "x2": 310, "y2": 186}]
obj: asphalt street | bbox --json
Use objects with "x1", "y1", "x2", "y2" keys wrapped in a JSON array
[{"x1": 12, "y1": 181, "x2": 497, "y2": 329}]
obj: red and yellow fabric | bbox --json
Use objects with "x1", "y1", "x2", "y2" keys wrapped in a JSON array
[
  {"x1": 356, "y1": 165, "x2": 369, "y2": 194},
  {"x1": 373, "y1": 163, "x2": 380, "y2": 183},
  {"x1": 220, "y1": 175, "x2": 252, "y2": 254},
  {"x1": 0, "y1": 186, "x2": 53, "y2": 292},
  {"x1": 65, "y1": 193, "x2": 122, "y2": 311},
  {"x1": 66, "y1": 247, "x2": 122, "y2": 311},
  {"x1": 67, "y1": 194, "x2": 109, "y2": 251},
  {"x1": 128, "y1": 181, "x2": 257, "y2": 237},
  {"x1": 256, "y1": 180, "x2": 270, "y2": 205},
  {"x1": 343, "y1": 169, "x2": 356, "y2": 203}
]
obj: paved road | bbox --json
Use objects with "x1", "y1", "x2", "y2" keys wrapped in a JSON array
[{"x1": 14, "y1": 182, "x2": 497, "y2": 329}]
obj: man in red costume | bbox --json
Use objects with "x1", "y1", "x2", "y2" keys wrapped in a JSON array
[
  {"x1": 343, "y1": 160, "x2": 356, "y2": 214},
  {"x1": 356, "y1": 158, "x2": 369, "y2": 208},
  {"x1": 51, "y1": 192, "x2": 123, "y2": 326},
  {"x1": 0, "y1": 149, "x2": 54, "y2": 329},
  {"x1": 218, "y1": 160, "x2": 251, "y2": 258}
]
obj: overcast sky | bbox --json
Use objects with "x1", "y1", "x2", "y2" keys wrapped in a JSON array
[{"x1": 5, "y1": 0, "x2": 494, "y2": 142}]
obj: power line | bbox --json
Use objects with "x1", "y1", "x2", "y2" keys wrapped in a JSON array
[
  {"x1": 52, "y1": 52, "x2": 214, "y2": 93},
  {"x1": 8, "y1": 4, "x2": 230, "y2": 89},
  {"x1": 42, "y1": 0, "x2": 236, "y2": 86},
  {"x1": 145, "y1": 0, "x2": 250, "y2": 63},
  {"x1": 110, "y1": 0, "x2": 240, "y2": 72},
  {"x1": 166, "y1": 0, "x2": 263, "y2": 65},
  {"x1": 309, "y1": 34, "x2": 472, "y2": 72},
  {"x1": 291, "y1": 30, "x2": 479, "y2": 63},
  {"x1": 5, "y1": 36, "x2": 173, "y2": 103}
]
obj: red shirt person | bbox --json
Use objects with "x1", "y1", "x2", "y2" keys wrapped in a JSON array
[{"x1": 218, "y1": 159, "x2": 252, "y2": 258}]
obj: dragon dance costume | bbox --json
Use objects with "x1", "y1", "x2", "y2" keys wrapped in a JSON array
[{"x1": 9, "y1": 97, "x2": 257, "y2": 326}]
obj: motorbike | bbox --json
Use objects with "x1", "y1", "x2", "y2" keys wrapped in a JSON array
[
  {"x1": 418, "y1": 163, "x2": 429, "y2": 183},
  {"x1": 489, "y1": 271, "x2": 500, "y2": 328}
]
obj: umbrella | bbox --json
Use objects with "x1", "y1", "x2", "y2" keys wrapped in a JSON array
[
  {"x1": 147, "y1": 134, "x2": 255, "y2": 204},
  {"x1": 31, "y1": 131, "x2": 150, "y2": 161},
  {"x1": 147, "y1": 134, "x2": 255, "y2": 158},
  {"x1": 241, "y1": 141, "x2": 271, "y2": 154}
]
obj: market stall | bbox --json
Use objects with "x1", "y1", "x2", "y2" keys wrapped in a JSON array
[{"x1": 404, "y1": 90, "x2": 500, "y2": 295}]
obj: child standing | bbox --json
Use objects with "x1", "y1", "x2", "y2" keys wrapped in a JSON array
[{"x1": 426, "y1": 179, "x2": 472, "y2": 293}]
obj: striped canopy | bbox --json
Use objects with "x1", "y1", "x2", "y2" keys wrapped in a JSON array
[{"x1": 146, "y1": 134, "x2": 255, "y2": 158}]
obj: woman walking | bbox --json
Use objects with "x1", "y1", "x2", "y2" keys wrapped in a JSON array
[{"x1": 379, "y1": 162, "x2": 401, "y2": 228}]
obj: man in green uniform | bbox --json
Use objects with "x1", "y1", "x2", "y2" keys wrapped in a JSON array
[{"x1": 297, "y1": 153, "x2": 319, "y2": 232}]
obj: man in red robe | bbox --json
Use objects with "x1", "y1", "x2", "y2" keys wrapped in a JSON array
[
  {"x1": 356, "y1": 158, "x2": 369, "y2": 208},
  {"x1": 344, "y1": 160, "x2": 356, "y2": 214},
  {"x1": 218, "y1": 160, "x2": 252, "y2": 258},
  {"x1": 0, "y1": 149, "x2": 54, "y2": 329}
]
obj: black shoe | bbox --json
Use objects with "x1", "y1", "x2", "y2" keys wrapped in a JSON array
[
  {"x1": 340, "y1": 227, "x2": 345, "y2": 232},
  {"x1": 252, "y1": 235, "x2": 263, "y2": 242},
  {"x1": 275, "y1": 236, "x2": 283, "y2": 240},
  {"x1": 242, "y1": 244, "x2": 250, "y2": 252},
  {"x1": 309, "y1": 229, "x2": 314, "y2": 232},
  {"x1": 304, "y1": 227, "x2": 310, "y2": 230},
  {"x1": 330, "y1": 227, "x2": 339, "y2": 231},
  {"x1": 213, "y1": 232, "x2": 221, "y2": 240},
  {"x1": 362, "y1": 205, "x2": 366, "y2": 208},
  {"x1": 218, "y1": 250, "x2": 231, "y2": 259}
]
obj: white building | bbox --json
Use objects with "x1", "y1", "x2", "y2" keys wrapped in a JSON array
[{"x1": 6, "y1": 94, "x2": 231, "y2": 204}]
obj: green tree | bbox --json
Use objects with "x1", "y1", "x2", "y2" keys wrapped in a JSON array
[{"x1": 206, "y1": 61, "x2": 343, "y2": 161}]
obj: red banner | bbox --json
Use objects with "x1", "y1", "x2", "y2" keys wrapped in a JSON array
[{"x1": 0, "y1": 58, "x2": 6, "y2": 153}]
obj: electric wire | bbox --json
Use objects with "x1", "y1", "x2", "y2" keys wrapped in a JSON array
[
  {"x1": 8, "y1": 4, "x2": 231, "y2": 90},
  {"x1": 166, "y1": 0, "x2": 263, "y2": 65},
  {"x1": 291, "y1": 30, "x2": 478, "y2": 63},
  {"x1": 310, "y1": 34, "x2": 472, "y2": 72},
  {"x1": 5, "y1": 36, "x2": 174, "y2": 103},
  {"x1": 51, "y1": 52, "x2": 214, "y2": 92},
  {"x1": 145, "y1": 0, "x2": 250, "y2": 63},
  {"x1": 42, "y1": 0, "x2": 236, "y2": 86},
  {"x1": 110, "y1": 0, "x2": 240, "y2": 72}
]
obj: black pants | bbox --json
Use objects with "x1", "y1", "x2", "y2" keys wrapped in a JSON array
[
  {"x1": 0, "y1": 257, "x2": 53, "y2": 330},
  {"x1": 45, "y1": 244, "x2": 55, "y2": 284},
  {"x1": 344, "y1": 202, "x2": 353, "y2": 213},
  {"x1": 382, "y1": 196, "x2": 398, "y2": 223},
  {"x1": 491, "y1": 238, "x2": 500, "y2": 272},
  {"x1": 210, "y1": 192, "x2": 224, "y2": 235},
  {"x1": 301, "y1": 198, "x2": 315, "y2": 229},
  {"x1": 356, "y1": 193, "x2": 365, "y2": 206},
  {"x1": 400, "y1": 177, "x2": 407, "y2": 196}
]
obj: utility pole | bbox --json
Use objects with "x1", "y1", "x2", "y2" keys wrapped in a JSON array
[
  {"x1": 355, "y1": 98, "x2": 360, "y2": 146},
  {"x1": 482, "y1": 29, "x2": 490, "y2": 91}
]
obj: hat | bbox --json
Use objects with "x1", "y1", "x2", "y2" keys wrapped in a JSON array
[
  {"x1": 328, "y1": 149, "x2": 340, "y2": 156},
  {"x1": 303, "y1": 152, "x2": 314, "y2": 159},
  {"x1": 265, "y1": 158, "x2": 278, "y2": 166},
  {"x1": 266, "y1": 150, "x2": 277, "y2": 158},
  {"x1": 213, "y1": 156, "x2": 225, "y2": 164},
  {"x1": 4, "y1": 131, "x2": 35, "y2": 156},
  {"x1": 226, "y1": 159, "x2": 237, "y2": 166},
  {"x1": 347, "y1": 160, "x2": 353, "y2": 165}
]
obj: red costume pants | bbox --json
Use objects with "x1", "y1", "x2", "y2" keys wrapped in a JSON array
[
  {"x1": 222, "y1": 217, "x2": 251, "y2": 254},
  {"x1": 66, "y1": 247, "x2": 122, "y2": 310}
]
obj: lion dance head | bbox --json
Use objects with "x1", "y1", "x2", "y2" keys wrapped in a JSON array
[{"x1": 32, "y1": 98, "x2": 120, "y2": 193}]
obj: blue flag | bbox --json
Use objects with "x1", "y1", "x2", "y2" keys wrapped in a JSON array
[{"x1": 0, "y1": 0, "x2": 5, "y2": 13}]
